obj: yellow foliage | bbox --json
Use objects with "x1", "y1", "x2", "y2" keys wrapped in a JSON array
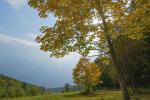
[{"x1": 73, "y1": 58, "x2": 102, "y2": 88}]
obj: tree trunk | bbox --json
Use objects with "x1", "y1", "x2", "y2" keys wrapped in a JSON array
[
  {"x1": 85, "y1": 84, "x2": 92, "y2": 93},
  {"x1": 110, "y1": 54, "x2": 130, "y2": 100},
  {"x1": 101, "y1": 13, "x2": 130, "y2": 100},
  {"x1": 96, "y1": 1, "x2": 130, "y2": 100}
]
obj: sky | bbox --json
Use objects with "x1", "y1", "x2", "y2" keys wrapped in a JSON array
[{"x1": 0, "y1": 0, "x2": 80, "y2": 88}]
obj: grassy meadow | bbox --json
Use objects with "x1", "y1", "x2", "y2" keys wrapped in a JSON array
[{"x1": 1, "y1": 90, "x2": 150, "y2": 100}]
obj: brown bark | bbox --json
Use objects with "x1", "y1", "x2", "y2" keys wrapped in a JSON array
[{"x1": 95, "y1": 0, "x2": 130, "y2": 100}]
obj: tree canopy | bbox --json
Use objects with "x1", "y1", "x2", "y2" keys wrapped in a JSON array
[{"x1": 28, "y1": 0, "x2": 149, "y2": 57}]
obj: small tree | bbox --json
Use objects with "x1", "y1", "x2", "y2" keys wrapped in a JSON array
[
  {"x1": 64, "y1": 83, "x2": 70, "y2": 92},
  {"x1": 73, "y1": 58, "x2": 102, "y2": 93}
]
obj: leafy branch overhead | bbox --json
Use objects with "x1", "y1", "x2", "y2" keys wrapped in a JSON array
[{"x1": 29, "y1": 0, "x2": 149, "y2": 58}]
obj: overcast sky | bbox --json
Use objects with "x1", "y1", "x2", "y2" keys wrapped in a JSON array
[{"x1": 0, "y1": 0, "x2": 80, "y2": 88}]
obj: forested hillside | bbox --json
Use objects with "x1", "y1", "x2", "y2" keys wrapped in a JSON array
[{"x1": 0, "y1": 74, "x2": 49, "y2": 98}]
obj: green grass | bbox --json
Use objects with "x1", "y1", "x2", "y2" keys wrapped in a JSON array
[{"x1": 1, "y1": 90, "x2": 150, "y2": 100}]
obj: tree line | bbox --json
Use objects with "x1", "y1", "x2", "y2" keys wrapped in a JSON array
[{"x1": 0, "y1": 74, "x2": 49, "y2": 98}]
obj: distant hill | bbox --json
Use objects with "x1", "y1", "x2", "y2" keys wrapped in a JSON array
[
  {"x1": 49, "y1": 85, "x2": 81, "y2": 92},
  {"x1": 0, "y1": 74, "x2": 49, "y2": 98},
  {"x1": 49, "y1": 87, "x2": 64, "y2": 92}
]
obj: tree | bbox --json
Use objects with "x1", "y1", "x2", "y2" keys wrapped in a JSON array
[
  {"x1": 64, "y1": 83, "x2": 70, "y2": 92},
  {"x1": 73, "y1": 58, "x2": 102, "y2": 93},
  {"x1": 115, "y1": 37, "x2": 150, "y2": 89},
  {"x1": 95, "y1": 57, "x2": 119, "y2": 89},
  {"x1": 28, "y1": 0, "x2": 149, "y2": 99}
]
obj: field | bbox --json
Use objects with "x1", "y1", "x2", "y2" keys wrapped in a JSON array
[{"x1": 1, "y1": 90, "x2": 150, "y2": 100}]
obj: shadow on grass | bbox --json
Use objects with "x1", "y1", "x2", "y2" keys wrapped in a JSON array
[{"x1": 63, "y1": 92, "x2": 99, "y2": 98}]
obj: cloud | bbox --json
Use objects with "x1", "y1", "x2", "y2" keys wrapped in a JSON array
[
  {"x1": 0, "y1": 34, "x2": 39, "y2": 47},
  {"x1": 6, "y1": 0, "x2": 26, "y2": 10}
]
